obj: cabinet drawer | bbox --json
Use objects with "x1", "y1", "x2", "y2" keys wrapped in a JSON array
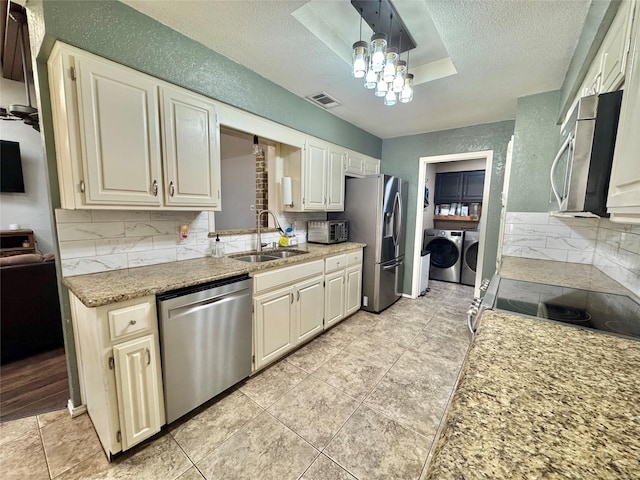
[
  {"x1": 254, "y1": 260, "x2": 324, "y2": 293},
  {"x1": 346, "y1": 250, "x2": 362, "y2": 266},
  {"x1": 108, "y1": 302, "x2": 152, "y2": 342},
  {"x1": 325, "y1": 254, "x2": 346, "y2": 273}
]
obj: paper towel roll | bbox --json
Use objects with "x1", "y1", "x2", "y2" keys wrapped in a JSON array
[{"x1": 282, "y1": 177, "x2": 292, "y2": 206}]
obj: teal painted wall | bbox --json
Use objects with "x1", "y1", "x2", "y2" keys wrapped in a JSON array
[
  {"x1": 507, "y1": 90, "x2": 561, "y2": 212},
  {"x1": 39, "y1": 0, "x2": 382, "y2": 157},
  {"x1": 381, "y1": 121, "x2": 515, "y2": 293}
]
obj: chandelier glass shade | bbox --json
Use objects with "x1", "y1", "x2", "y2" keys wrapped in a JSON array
[
  {"x1": 400, "y1": 73, "x2": 414, "y2": 103},
  {"x1": 352, "y1": 40, "x2": 368, "y2": 79},
  {"x1": 351, "y1": 12, "x2": 414, "y2": 105}
]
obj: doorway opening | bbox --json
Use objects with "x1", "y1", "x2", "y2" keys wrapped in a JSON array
[{"x1": 413, "y1": 151, "x2": 494, "y2": 298}]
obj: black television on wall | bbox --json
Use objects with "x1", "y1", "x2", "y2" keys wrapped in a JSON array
[{"x1": 1, "y1": 140, "x2": 26, "y2": 193}]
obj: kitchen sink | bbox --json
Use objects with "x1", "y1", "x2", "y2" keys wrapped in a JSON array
[
  {"x1": 231, "y1": 250, "x2": 307, "y2": 262},
  {"x1": 265, "y1": 250, "x2": 306, "y2": 258},
  {"x1": 232, "y1": 254, "x2": 280, "y2": 263}
]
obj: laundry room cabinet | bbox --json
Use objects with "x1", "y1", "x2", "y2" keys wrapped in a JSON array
[
  {"x1": 462, "y1": 171, "x2": 485, "y2": 202},
  {"x1": 47, "y1": 41, "x2": 221, "y2": 210},
  {"x1": 434, "y1": 170, "x2": 485, "y2": 204},
  {"x1": 434, "y1": 172, "x2": 463, "y2": 204}
]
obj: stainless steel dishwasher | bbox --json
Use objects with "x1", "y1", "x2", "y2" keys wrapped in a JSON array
[{"x1": 157, "y1": 274, "x2": 252, "y2": 423}]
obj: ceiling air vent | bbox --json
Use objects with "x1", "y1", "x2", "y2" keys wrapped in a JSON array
[{"x1": 305, "y1": 92, "x2": 341, "y2": 109}]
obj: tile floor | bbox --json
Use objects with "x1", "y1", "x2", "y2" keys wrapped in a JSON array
[{"x1": 0, "y1": 280, "x2": 474, "y2": 480}]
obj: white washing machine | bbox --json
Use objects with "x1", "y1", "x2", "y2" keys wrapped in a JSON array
[
  {"x1": 422, "y1": 229, "x2": 464, "y2": 283},
  {"x1": 461, "y1": 230, "x2": 480, "y2": 286}
]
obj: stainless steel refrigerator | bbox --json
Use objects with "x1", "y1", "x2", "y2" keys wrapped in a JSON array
[{"x1": 331, "y1": 175, "x2": 407, "y2": 313}]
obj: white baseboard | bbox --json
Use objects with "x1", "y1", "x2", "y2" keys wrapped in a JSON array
[{"x1": 67, "y1": 399, "x2": 87, "y2": 418}]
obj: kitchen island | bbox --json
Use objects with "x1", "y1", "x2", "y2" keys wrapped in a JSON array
[
  {"x1": 424, "y1": 257, "x2": 640, "y2": 479},
  {"x1": 424, "y1": 310, "x2": 640, "y2": 479}
]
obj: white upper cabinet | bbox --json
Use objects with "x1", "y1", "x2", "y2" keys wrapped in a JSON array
[
  {"x1": 47, "y1": 42, "x2": 221, "y2": 210},
  {"x1": 600, "y1": 0, "x2": 636, "y2": 92},
  {"x1": 581, "y1": 59, "x2": 602, "y2": 97},
  {"x1": 160, "y1": 86, "x2": 220, "y2": 207},
  {"x1": 345, "y1": 150, "x2": 365, "y2": 176},
  {"x1": 327, "y1": 146, "x2": 346, "y2": 211},
  {"x1": 607, "y1": 6, "x2": 640, "y2": 223},
  {"x1": 345, "y1": 150, "x2": 380, "y2": 177},
  {"x1": 578, "y1": 0, "x2": 636, "y2": 97},
  {"x1": 304, "y1": 140, "x2": 328, "y2": 210},
  {"x1": 283, "y1": 138, "x2": 345, "y2": 212},
  {"x1": 364, "y1": 156, "x2": 381, "y2": 175},
  {"x1": 70, "y1": 54, "x2": 162, "y2": 206}
]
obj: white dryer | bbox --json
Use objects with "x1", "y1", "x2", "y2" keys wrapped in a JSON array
[
  {"x1": 422, "y1": 229, "x2": 464, "y2": 283},
  {"x1": 461, "y1": 230, "x2": 480, "y2": 286}
]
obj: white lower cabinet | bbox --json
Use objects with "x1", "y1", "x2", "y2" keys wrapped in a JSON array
[
  {"x1": 324, "y1": 270, "x2": 346, "y2": 327},
  {"x1": 324, "y1": 248, "x2": 363, "y2": 329},
  {"x1": 345, "y1": 263, "x2": 363, "y2": 317},
  {"x1": 254, "y1": 286, "x2": 296, "y2": 369},
  {"x1": 70, "y1": 294, "x2": 164, "y2": 458},
  {"x1": 296, "y1": 276, "x2": 325, "y2": 343},
  {"x1": 252, "y1": 249, "x2": 363, "y2": 371},
  {"x1": 252, "y1": 260, "x2": 324, "y2": 371},
  {"x1": 112, "y1": 335, "x2": 163, "y2": 450}
]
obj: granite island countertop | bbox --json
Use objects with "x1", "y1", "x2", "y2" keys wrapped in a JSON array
[
  {"x1": 500, "y1": 256, "x2": 638, "y2": 299},
  {"x1": 424, "y1": 310, "x2": 640, "y2": 479},
  {"x1": 63, "y1": 242, "x2": 365, "y2": 307}
]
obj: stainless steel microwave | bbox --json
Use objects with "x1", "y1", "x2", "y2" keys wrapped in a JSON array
[
  {"x1": 307, "y1": 220, "x2": 348, "y2": 244},
  {"x1": 550, "y1": 90, "x2": 623, "y2": 216}
]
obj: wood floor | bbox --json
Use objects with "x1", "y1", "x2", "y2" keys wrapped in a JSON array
[{"x1": 0, "y1": 348, "x2": 69, "y2": 423}]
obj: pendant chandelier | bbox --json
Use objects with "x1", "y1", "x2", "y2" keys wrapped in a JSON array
[{"x1": 351, "y1": 0, "x2": 414, "y2": 106}]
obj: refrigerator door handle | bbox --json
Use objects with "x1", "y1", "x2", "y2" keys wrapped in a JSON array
[
  {"x1": 392, "y1": 191, "x2": 401, "y2": 246},
  {"x1": 382, "y1": 258, "x2": 404, "y2": 270}
]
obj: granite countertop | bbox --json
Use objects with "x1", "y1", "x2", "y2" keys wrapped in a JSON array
[
  {"x1": 500, "y1": 256, "x2": 638, "y2": 299},
  {"x1": 63, "y1": 242, "x2": 365, "y2": 307},
  {"x1": 424, "y1": 310, "x2": 640, "y2": 479}
]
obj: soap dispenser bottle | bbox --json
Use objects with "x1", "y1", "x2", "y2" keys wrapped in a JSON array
[{"x1": 212, "y1": 234, "x2": 224, "y2": 257}]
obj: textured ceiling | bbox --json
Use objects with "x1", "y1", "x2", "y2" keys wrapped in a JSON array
[{"x1": 122, "y1": 0, "x2": 590, "y2": 139}]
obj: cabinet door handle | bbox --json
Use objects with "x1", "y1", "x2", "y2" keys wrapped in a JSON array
[
  {"x1": 169, "y1": 181, "x2": 175, "y2": 197},
  {"x1": 152, "y1": 180, "x2": 158, "y2": 196},
  {"x1": 129, "y1": 319, "x2": 137, "y2": 325},
  {"x1": 146, "y1": 348, "x2": 151, "y2": 365},
  {"x1": 80, "y1": 180, "x2": 85, "y2": 193},
  {"x1": 297, "y1": 290, "x2": 300, "y2": 301},
  {"x1": 290, "y1": 292, "x2": 294, "y2": 304}
]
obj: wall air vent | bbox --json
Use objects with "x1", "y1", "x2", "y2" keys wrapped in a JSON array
[{"x1": 305, "y1": 92, "x2": 342, "y2": 109}]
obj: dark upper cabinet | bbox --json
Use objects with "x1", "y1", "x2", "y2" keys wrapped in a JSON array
[
  {"x1": 462, "y1": 170, "x2": 485, "y2": 202},
  {"x1": 434, "y1": 172, "x2": 463, "y2": 204},
  {"x1": 435, "y1": 170, "x2": 485, "y2": 204}
]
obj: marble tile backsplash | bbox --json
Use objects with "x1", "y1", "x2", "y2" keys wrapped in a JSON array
[
  {"x1": 503, "y1": 212, "x2": 599, "y2": 264},
  {"x1": 593, "y1": 219, "x2": 640, "y2": 296},
  {"x1": 55, "y1": 209, "x2": 323, "y2": 277},
  {"x1": 503, "y1": 212, "x2": 640, "y2": 296}
]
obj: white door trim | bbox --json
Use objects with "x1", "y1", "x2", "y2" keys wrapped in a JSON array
[{"x1": 412, "y1": 150, "x2": 494, "y2": 298}]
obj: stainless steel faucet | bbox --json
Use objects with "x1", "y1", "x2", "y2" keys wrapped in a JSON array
[{"x1": 256, "y1": 209, "x2": 283, "y2": 252}]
